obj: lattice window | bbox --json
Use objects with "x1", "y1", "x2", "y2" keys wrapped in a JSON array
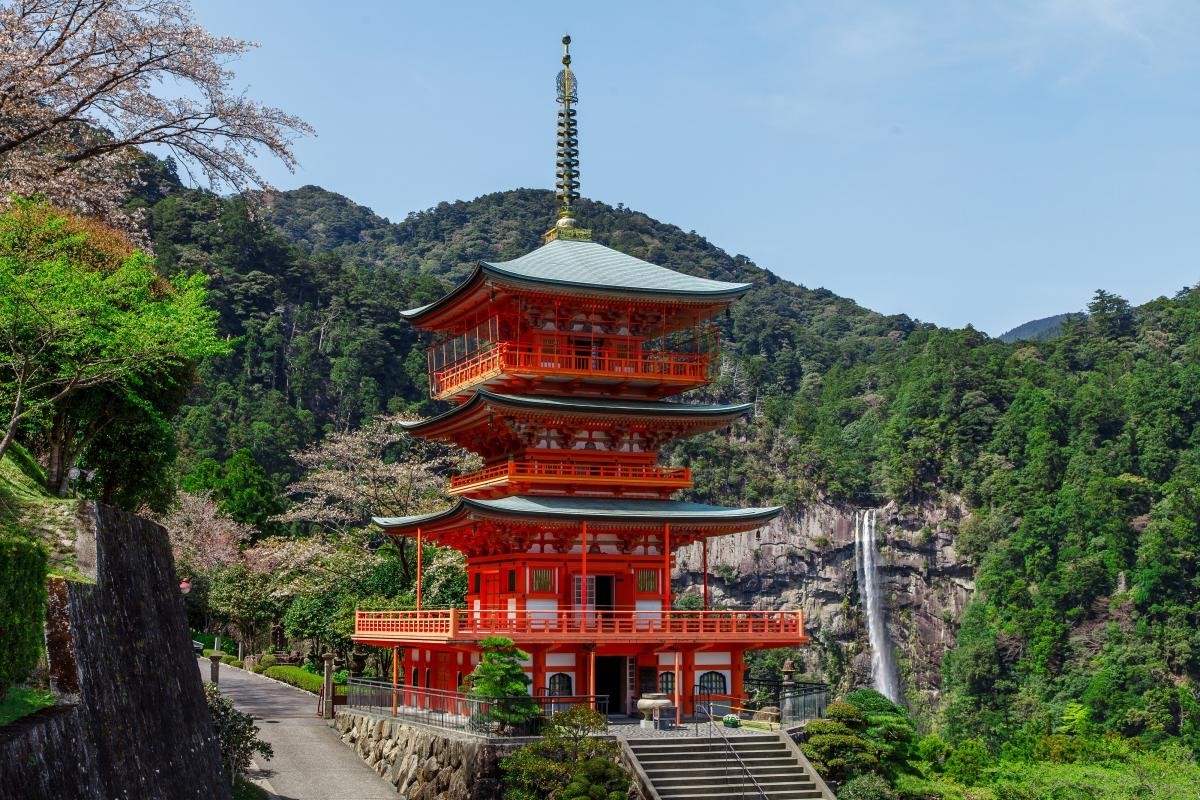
[
  {"x1": 548, "y1": 672, "x2": 572, "y2": 696},
  {"x1": 698, "y1": 671, "x2": 727, "y2": 695},
  {"x1": 658, "y1": 671, "x2": 675, "y2": 694},
  {"x1": 635, "y1": 569, "x2": 659, "y2": 593},
  {"x1": 530, "y1": 567, "x2": 555, "y2": 593}
]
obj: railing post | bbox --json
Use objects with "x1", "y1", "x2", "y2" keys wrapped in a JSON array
[
  {"x1": 208, "y1": 652, "x2": 222, "y2": 686},
  {"x1": 322, "y1": 652, "x2": 336, "y2": 720},
  {"x1": 391, "y1": 646, "x2": 399, "y2": 717},
  {"x1": 448, "y1": 609, "x2": 458, "y2": 637}
]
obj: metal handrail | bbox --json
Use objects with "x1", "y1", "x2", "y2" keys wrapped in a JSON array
[{"x1": 696, "y1": 704, "x2": 769, "y2": 800}]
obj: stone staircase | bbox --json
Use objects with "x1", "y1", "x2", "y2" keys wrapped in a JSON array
[{"x1": 623, "y1": 733, "x2": 834, "y2": 800}]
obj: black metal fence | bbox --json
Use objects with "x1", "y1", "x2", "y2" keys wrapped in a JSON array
[
  {"x1": 345, "y1": 678, "x2": 608, "y2": 737},
  {"x1": 741, "y1": 678, "x2": 829, "y2": 724}
]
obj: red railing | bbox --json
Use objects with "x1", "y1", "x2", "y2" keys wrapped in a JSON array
[
  {"x1": 353, "y1": 608, "x2": 807, "y2": 645},
  {"x1": 429, "y1": 338, "x2": 713, "y2": 399},
  {"x1": 449, "y1": 460, "x2": 692, "y2": 493}
]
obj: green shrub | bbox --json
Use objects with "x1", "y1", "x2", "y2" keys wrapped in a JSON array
[
  {"x1": 844, "y1": 689, "x2": 901, "y2": 716},
  {"x1": 466, "y1": 636, "x2": 538, "y2": 727},
  {"x1": 230, "y1": 659, "x2": 244, "y2": 669},
  {"x1": 803, "y1": 731, "x2": 879, "y2": 783},
  {"x1": 559, "y1": 757, "x2": 628, "y2": 800},
  {"x1": 262, "y1": 665, "x2": 345, "y2": 696},
  {"x1": 221, "y1": 654, "x2": 240, "y2": 666},
  {"x1": 251, "y1": 664, "x2": 265, "y2": 674},
  {"x1": 837, "y1": 772, "x2": 896, "y2": 800},
  {"x1": 501, "y1": 706, "x2": 621, "y2": 800},
  {"x1": 204, "y1": 684, "x2": 273, "y2": 784},
  {"x1": 826, "y1": 700, "x2": 868, "y2": 729},
  {"x1": 945, "y1": 738, "x2": 991, "y2": 786},
  {"x1": 916, "y1": 734, "x2": 951, "y2": 771},
  {"x1": 258, "y1": 653, "x2": 278, "y2": 669},
  {"x1": 0, "y1": 536, "x2": 48, "y2": 700}
]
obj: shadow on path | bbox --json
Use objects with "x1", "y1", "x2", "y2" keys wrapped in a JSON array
[{"x1": 199, "y1": 659, "x2": 395, "y2": 800}]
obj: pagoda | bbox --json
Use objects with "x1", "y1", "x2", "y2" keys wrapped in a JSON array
[{"x1": 353, "y1": 36, "x2": 808, "y2": 719}]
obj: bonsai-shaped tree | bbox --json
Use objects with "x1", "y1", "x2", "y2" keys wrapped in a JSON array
[
  {"x1": 466, "y1": 636, "x2": 540, "y2": 729},
  {"x1": 501, "y1": 705, "x2": 626, "y2": 800}
]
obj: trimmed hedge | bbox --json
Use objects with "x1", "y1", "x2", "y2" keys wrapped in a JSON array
[
  {"x1": 258, "y1": 653, "x2": 278, "y2": 669},
  {"x1": 0, "y1": 536, "x2": 48, "y2": 701},
  {"x1": 264, "y1": 665, "x2": 324, "y2": 693},
  {"x1": 262, "y1": 666, "x2": 346, "y2": 695}
]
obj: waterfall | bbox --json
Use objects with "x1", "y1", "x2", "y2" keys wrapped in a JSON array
[{"x1": 854, "y1": 508, "x2": 901, "y2": 703}]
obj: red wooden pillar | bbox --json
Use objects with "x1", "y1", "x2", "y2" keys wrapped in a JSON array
[
  {"x1": 702, "y1": 537, "x2": 709, "y2": 611},
  {"x1": 415, "y1": 527, "x2": 424, "y2": 612},
  {"x1": 580, "y1": 521, "x2": 589, "y2": 626},
  {"x1": 662, "y1": 522, "x2": 671, "y2": 612},
  {"x1": 587, "y1": 647, "x2": 597, "y2": 709},
  {"x1": 731, "y1": 649, "x2": 745, "y2": 706},
  {"x1": 673, "y1": 650, "x2": 682, "y2": 726}
]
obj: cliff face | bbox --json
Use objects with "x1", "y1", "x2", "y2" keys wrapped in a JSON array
[{"x1": 674, "y1": 500, "x2": 974, "y2": 707}]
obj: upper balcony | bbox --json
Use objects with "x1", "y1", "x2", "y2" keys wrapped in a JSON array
[
  {"x1": 353, "y1": 608, "x2": 808, "y2": 647},
  {"x1": 428, "y1": 334, "x2": 713, "y2": 401},
  {"x1": 449, "y1": 458, "x2": 692, "y2": 498}
]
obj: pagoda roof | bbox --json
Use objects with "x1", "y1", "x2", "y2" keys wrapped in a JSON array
[
  {"x1": 374, "y1": 496, "x2": 782, "y2": 533},
  {"x1": 403, "y1": 389, "x2": 751, "y2": 436},
  {"x1": 401, "y1": 238, "x2": 750, "y2": 324}
]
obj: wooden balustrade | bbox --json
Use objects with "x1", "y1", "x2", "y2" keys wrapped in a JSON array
[
  {"x1": 449, "y1": 460, "x2": 692, "y2": 493},
  {"x1": 353, "y1": 608, "x2": 807, "y2": 645},
  {"x1": 429, "y1": 338, "x2": 713, "y2": 399}
]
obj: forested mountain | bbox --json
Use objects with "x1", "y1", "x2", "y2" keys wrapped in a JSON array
[
  {"x1": 137, "y1": 170, "x2": 1200, "y2": 759},
  {"x1": 998, "y1": 313, "x2": 1075, "y2": 343}
]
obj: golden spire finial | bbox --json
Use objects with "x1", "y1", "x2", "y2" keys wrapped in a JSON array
[{"x1": 546, "y1": 34, "x2": 590, "y2": 243}]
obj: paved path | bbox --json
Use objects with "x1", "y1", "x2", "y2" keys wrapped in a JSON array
[{"x1": 198, "y1": 659, "x2": 395, "y2": 800}]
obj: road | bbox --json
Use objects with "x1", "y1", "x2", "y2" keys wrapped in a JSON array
[{"x1": 198, "y1": 659, "x2": 395, "y2": 800}]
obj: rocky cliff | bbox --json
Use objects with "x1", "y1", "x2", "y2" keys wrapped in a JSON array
[{"x1": 675, "y1": 499, "x2": 975, "y2": 709}]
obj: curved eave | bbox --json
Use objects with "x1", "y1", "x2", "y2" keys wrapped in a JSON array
[
  {"x1": 399, "y1": 250, "x2": 752, "y2": 329},
  {"x1": 480, "y1": 263, "x2": 750, "y2": 301},
  {"x1": 398, "y1": 264, "x2": 486, "y2": 323},
  {"x1": 400, "y1": 389, "x2": 752, "y2": 438},
  {"x1": 373, "y1": 497, "x2": 782, "y2": 535}
]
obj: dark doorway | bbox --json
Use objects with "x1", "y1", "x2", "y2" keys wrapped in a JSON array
[
  {"x1": 594, "y1": 656, "x2": 625, "y2": 716},
  {"x1": 594, "y1": 576, "x2": 615, "y2": 610}
]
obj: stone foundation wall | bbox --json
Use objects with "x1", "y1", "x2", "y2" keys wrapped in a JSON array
[
  {"x1": 0, "y1": 503, "x2": 228, "y2": 800},
  {"x1": 334, "y1": 709, "x2": 523, "y2": 799}
]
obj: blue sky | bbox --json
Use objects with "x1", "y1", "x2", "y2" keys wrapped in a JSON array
[{"x1": 192, "y1": 1, "x2": 1200, "y2": 335}]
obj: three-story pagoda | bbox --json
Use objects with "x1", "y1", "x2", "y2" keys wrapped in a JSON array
[{"x1": 353, "y1": 36, "x2": 808, "y2": 718}]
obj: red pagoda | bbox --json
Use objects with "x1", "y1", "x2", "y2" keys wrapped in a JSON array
[{"x1": 353, "y1": 36, "x2": 807, "y2": 719}]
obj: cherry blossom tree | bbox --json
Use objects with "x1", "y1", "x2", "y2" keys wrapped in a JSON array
[
  {"x1": 0, "y1": 0, "x2": 313, "y2": 221},
  {"x1": 157, "y1": 491, "x2": 251, "y2": 576}
]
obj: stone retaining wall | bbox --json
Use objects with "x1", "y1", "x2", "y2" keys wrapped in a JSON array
[
  {"x1": 0, "y1": 503, "x2": 228, "y2": 799},
  {"x1": 334, "y1": 709, "x2": 523, "y2": 799}
]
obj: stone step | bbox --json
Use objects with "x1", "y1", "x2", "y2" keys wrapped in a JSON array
[
  {"x1": 652, "y1": 774, "x2": 817, "y2": 789},
  {"x1": 630, "y1": 740, "x2": 787, "y2": 754},
  {"x1": 644, "y1": 766, "x2": 807, "y2": 779},
  {"x1": 655, "y1": 788, "x2": 824, "y2": 800},
  {"x1": 637, "y1": 752, "x2": 795, "y2": 766}
]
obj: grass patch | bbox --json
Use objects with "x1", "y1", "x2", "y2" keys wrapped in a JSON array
[
  {"x1": 0, "y1": 686, "x2": 55, "y2": 726},
  {"x1": 231, "y1": 774, "x2": 270, "y2": 800},
  {"x1": 0, "y1": 449, "x2": 84, "y2": 579}
]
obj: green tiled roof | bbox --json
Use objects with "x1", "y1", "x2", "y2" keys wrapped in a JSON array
[
  {"x1": 400, "y1": 238, "x2": 749, "y2": 319},
  {"x1": 401, "y1": 389, "x2": 751, "y2": 433},
  {"x1": 484, "y1": 239, "x2": 749, "y2": 296},
  {"x1": 374, "y1": 496, "x2": 782, "y2": 529}
]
